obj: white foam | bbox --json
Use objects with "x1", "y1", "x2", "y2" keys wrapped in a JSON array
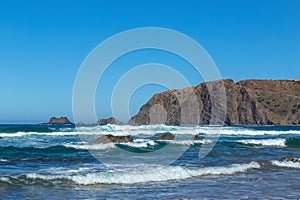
[
  {"x1": 26, "y1": 173, "x2": 64, "y2": 181},
  {"x1": 0, "y1": 132, "x2": 89, "y2": 137},
  {"x1": 63, "y1": 139, "x2": 208, "y2": 150},
  {"x1": 0, "y1": 177, "x2": 12, "y2": 184},
  {"x1": 0, "y1": 159, "x2": 8, "y2": 162},
  {"x1": 64, "y1": 139, "x2": 158, "y2": 149},
  {"x1": 187, "y1": 161, "x2": 260, "y2": 177},
  {"x1": 75, "y1": 124, "x2": 206, "y2": 136},
  {"x1": 63, "y1": 143, "x2": 116, "y2": 150},
  {"x1": 63, "y1": 139, "x2": 207, "y2": 149},
  {"x1": 236, "y1": 138, "x2": 286, "y2": 147},
  {"x1": 26, "y1": 162, "x2": 260, "y2": 185},
  {"x1": 272, "y1": 160, "x2": 300, "y2": 168},
  {"x1": 66, "y1": 167, "x2": 91, "y2": 173},
  {"x1": 169, "y1": 139, "x2": 211, "y2": 145},
  {"x1": 220, "y1": 129, "x2": 300, "y2": 136},
  {"x1": 1, "y1": 125, "x2": 299, "y2": 138},
  {"x1": 0, "y1": 131, "x2": 133, "y2": 138},
  {"x1": 126, "y1": 140, "x2": 156, "y2": 148}
]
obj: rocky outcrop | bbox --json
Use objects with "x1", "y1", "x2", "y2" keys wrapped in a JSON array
[
  {"x1": 129, "y1": 79, "x2": 300, "y2": 125},
  {"x1": 44, "y1": 117, "x2": 73, "y2": 125},
  {"x1": 92, "y1": 134, "x2": 133, "y2": 144},
  {"x1": 97, "y1": 117, "x2": 122, "y2": 125},
  {"x1": 152, "y1": 133, "x2": 175, "y2": 140},
  {"x1": 279, "y1": 156, "x2": 300, "y2": 162},
  {"x1": 193, "y1": 135, "x2": 201, "y2": 140}
]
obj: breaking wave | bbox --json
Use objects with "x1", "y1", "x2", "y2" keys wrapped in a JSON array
[
  {"x1": 236, "y1": 138, "x2": 286, "y2": 147},
  {"x1": 22, "y1": 162, "x2": 260, "y2": 185},
  {"x1": 1, "y1": 124, "x2": 299, "y2": 138},
  {"x1": 271, "y1": 160, "x2": 300, "y2": 168}
]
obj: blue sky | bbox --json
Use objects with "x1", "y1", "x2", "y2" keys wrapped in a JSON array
[{"x1": 0, "y1": 0, "x2": 299, "y2": 123}]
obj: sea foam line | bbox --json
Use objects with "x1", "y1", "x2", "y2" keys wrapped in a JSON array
[
  {"x1": 25, "y1": 162, "x2": 260, "y2": 185},
  {"x1": 236, "y1": 138, "x2": 286, "y2": 147},
  {"x1": 271, "y1": 160, "x2": 300, "y2": 168},
  {"x1": 63, "y1": 143, "x2": 116, "y2": 150},
  {"x1": 62, "y1": 139, "x2": 207, "y2": 150},
  {"x1": 1, "y1": 124, "x2": 299, "y2": 138}
]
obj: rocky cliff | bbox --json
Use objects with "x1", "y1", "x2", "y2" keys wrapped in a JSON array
[{"x1": 129, "y1": 79, "x2": 300, "y2": 125}]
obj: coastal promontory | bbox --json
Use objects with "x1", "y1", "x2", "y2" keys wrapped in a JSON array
[{"x1": 129, "y1": 79, "x2": 300, "y2": 126}]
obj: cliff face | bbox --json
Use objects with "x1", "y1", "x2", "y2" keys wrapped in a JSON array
[{"x1": 129, "y1": 79, "x2": 300, "y2": 125}]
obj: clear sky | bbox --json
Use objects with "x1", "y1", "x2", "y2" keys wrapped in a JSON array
[{"x1": 0, "y1": 0, "x2": 299, "y2": 123}]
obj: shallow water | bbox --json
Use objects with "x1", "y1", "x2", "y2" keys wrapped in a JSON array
[{"x1": 0, "y1": 124, "x2": 300, "y2": 199}]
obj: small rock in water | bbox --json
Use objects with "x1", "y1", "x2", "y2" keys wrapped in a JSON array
[
  {"x1": 92, "y1": 134, "x2": 133, "y2": 144},
  {"x1": 152, "y1": 133, "x2": 175, "y2": 140},
  {"x1": 279, "y1": 156, "x2": 300, "y2": 162},
  {"x1": 193, "y1": 135, "x2": 201, "y2": 140}
]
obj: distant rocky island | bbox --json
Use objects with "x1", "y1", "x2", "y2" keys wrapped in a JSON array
[
  {"x1": 76, "y1": 117, "x2": 123, "y2": 126},
  {"x1": 42, "y1": 117, "x2": 74, "y2": 125},
  {"x1": 130, "y1": 79, "x2": 300, "y2": 126},
  {"x1": 42, "y1": 116, "x2": 123, "y2": 126},
  {"x1": 96, "y1": 117, "x2": 122, "y2": 125}
]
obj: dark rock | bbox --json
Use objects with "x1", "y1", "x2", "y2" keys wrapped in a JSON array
[
  {"x1": 152, "y1": 133, "x2": 175, "y2": 140},
  {"x1": 193, "y1": 135, "x2": 201, "y2": 140},
  {"x1": 91, "y1": 134, "x2": 133, "y2": 144},
  {"x1": 45, "y1": 117, "x2": 73, "y2": 125},
  {"x1": 97, "y1": 117, "x2": 122, "y2": 125},
  {"x1": 129, "y1": 79, "x2": 300, "y2": 125},
  {"x1": 279, "y1": 156, "x2": 300, "y2": 162}
]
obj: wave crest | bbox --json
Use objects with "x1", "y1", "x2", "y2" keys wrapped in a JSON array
[
  {"x1": 25, "y1": 162, "x2": 260, "y2": 185},
  {"x1": 272, "y1": 160, "x2": 300, "y2": 168},
  {"x1": 236, "y1": 138, "x2": 286, "y2": 147}
]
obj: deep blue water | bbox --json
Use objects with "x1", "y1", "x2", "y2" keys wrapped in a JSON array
[{"x1": 0, "y1": 124, "x2": 300, "y2": 199}]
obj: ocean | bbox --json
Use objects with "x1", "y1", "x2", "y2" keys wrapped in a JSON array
[{"x1": 0, "y1": 124, "x2": 300, "y2": 199}]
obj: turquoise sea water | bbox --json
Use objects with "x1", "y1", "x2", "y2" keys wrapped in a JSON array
[{"x1": 0, "y1": 124, "x2": 300, "y2": 199}]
